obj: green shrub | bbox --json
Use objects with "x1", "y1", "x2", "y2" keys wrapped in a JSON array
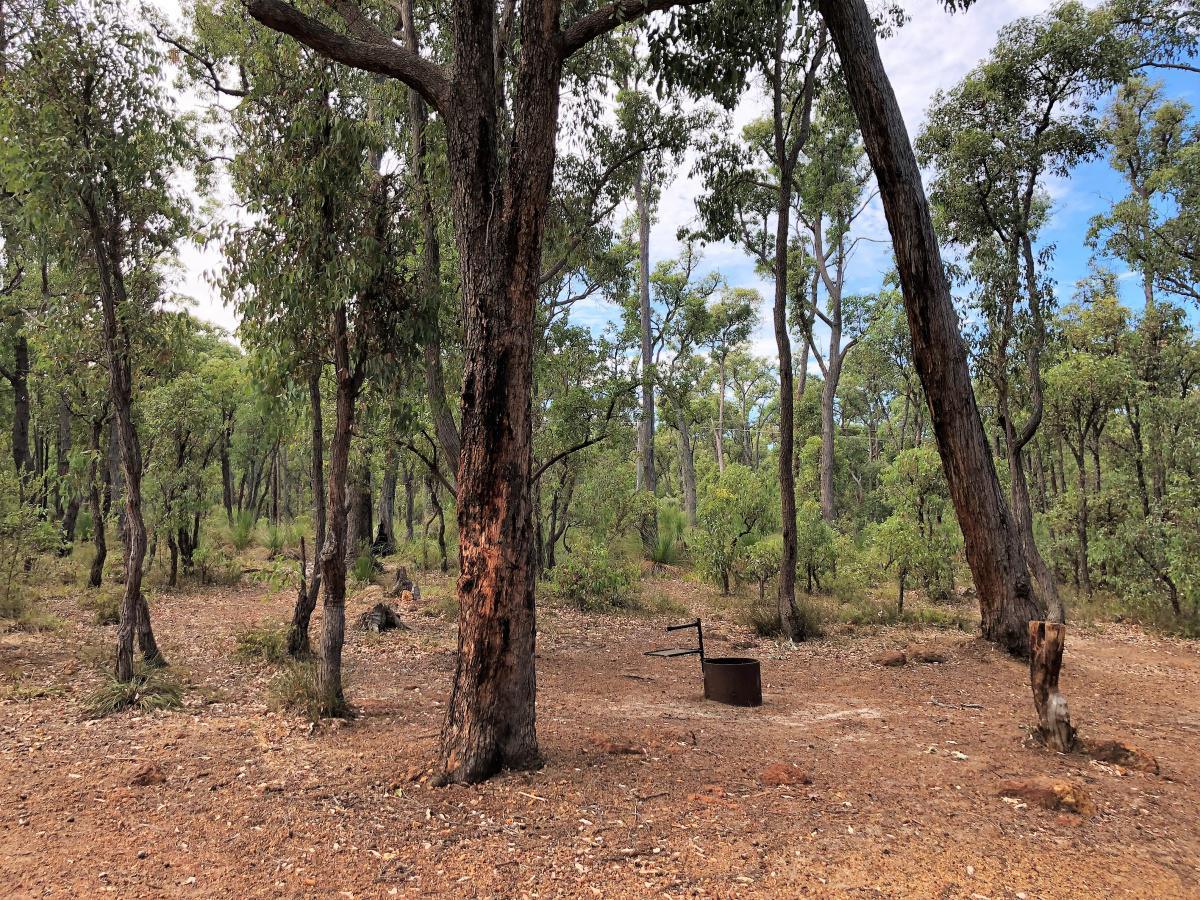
[
  {"x1": 693, "y1": 466, "x2": 774, "y2": 594},
  {"x1": 550, "y1": 547, "x2": 638, "y2": 612},
  {"x1": 650, "y1": 500, "x2": 686, "y2": 566},
  {"x1": 84, "y1": 666, "x2": 183, "y2": 718},
  {"x1": 350, "y1": 547, "x2": 376, "y2": 586},
  {"x1": 234, "y1": 622, "x2": 289, "y2": 664},
  {"x1": 264, "y1": 524, "x2": 285, "y2": 557},
  {"x1": 745, "y1": 535, "x2": 783, "y2": 601}
]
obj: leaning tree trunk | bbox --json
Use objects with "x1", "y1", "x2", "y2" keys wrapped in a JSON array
[
  {"x1": 817, "y1": 0, "x2": 1043, "y2": 656},
  {"x1": 287, "y1": 365, "x2": 325, "y2": 659}
]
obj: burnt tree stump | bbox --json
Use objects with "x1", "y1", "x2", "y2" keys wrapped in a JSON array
[
  {"x1": 1029, "y1": 620, "x2": 1077, "y2": 752},
  {"x1": 355, "y1": 603, "x2": 409, "y2": 634}
]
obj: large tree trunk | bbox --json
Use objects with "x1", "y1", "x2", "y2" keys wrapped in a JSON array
[
  {"x1": 433, "y1": 4, "x2": 560, "y2": 785},
  {"x1": 375, "y1": 447, "x2": 398, "y2": 555},
  {"x1": 817, "y1": 0, "x2": 1043, "y2": 656},
  {"x1": 288, "y1": 365, "x2": 325, "y2": 659},
  {"x1": 344, "y1": 458, "x2": 372, "y2": 568},
  {"x1": 634, "y1": 161, "x2": 657, "y2": 557}
]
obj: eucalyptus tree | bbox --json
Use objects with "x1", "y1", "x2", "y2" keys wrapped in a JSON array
[
  {"x1": 611, "y1": 67, "x2": 707, "y2": 555},
  {"x1": 210, "y1": 5, "x2": 416, "y2": 705},
  {"x1": 794, "y1": 90, "x2": 874, "y2": 522},
  {"x1": 919, "y1": 1, "x2": 1128, "y2": 622},
  {"x1": 0, "y1": 0, "x2": 202, "y2": 679},
  {"x1": 1090, "y1": 77, "x2": 1199, "y2": 307},
  {"x1": 699, "y1": 289, "x2": 758, "y2": 475},
  {"x1": 244, "y1": 0, "x2": 739, "y2": 783},
  {"x1": 810, "y1": 0, "x2": 1046, "y2": 655},
  {"x1": 662, "y1": 0, "x2": 831, "y2": 640}
]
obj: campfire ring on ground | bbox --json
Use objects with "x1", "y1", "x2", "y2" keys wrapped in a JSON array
[{"x1": 646, "y1": 619, "x2": 763, "y2": 707}]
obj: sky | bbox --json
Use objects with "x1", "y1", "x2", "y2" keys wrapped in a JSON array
[{"x1": 165, "y1": 0, "x2": 1199, "y2": 357}]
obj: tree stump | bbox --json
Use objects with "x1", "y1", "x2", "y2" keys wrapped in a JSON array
[
  {"x1": 355, "y1": 603, "x2": 409, "y2": 634},
  {"x1": 1029, "y1": 620, "x2": 1076, "y2": 752},
  {"x1": 386, "y1": 566, "x2": 421, "y2": 600}
]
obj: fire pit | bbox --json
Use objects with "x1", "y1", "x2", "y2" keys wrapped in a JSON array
[{"x1": 646, "y1": 619, "x2": 763, "y2": 707}]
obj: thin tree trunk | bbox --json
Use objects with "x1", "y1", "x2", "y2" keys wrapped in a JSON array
[
  {"x1": 87, "y1": 414, "x2": 107, "y2": 588},
  {"x1": 817, "y1": 0, "x2": 1043, "y2": 655},
  {"x1": 89, "y1": 220, "x2": 162, "y2": 679},
  {"x1": 634, "y1": 160, "x2": 657, "y2": 557},
  {"x1": 288, "y1": 365, "x2": 325, "y2": 659},
  {"x1": 677, "y1": 408, "x2": 697, "y2": 527},
  {"x1": 318, "y1": 307, "x2": 357, "y2": 714}
]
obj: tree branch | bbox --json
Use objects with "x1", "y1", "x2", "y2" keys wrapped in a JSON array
[
  {"x1": 559, "y1": 0, "x2": 708, "y2": 58},
  {"x1": 242, "y1": 0, "x2": 450, "y2": 109}
]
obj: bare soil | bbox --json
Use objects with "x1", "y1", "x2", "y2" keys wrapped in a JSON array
[{"x1": 2, "y1": 571, "x2": 1198, "y2": 898}]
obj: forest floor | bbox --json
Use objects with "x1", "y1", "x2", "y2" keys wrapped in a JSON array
[{"x1": 1, "y1": 561, "x2": 1199, "y2": 899}]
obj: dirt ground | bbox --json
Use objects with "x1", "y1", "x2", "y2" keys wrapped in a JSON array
[{"x1": 2, "y1": 569, "x2": 1198, "y2": 899}]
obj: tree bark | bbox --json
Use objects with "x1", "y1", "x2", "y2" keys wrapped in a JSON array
[
  {"x1": 634, "y1": 160, "x2": 658, "y2": 557},
  {"x1": 375, "y1": 447, "x2": 398, "y2": 555},
  {"x1": 318, "y1": 306, "x2": 357, "y2": 714},
  {"x1": 87, "y1": 414, "x2": 107, "y2": 588},
  {"x1": 817, "y1": 0, "x2": 1044, "y2": 655},
  {"x1": 1029, "y1": 620, "x2": 1076, "y2": 752},
  {"x1": 676, "y1": 407, "x2": 697, "y2": 527},
  {"x1": 288, "y1": 365, "x2": 325, "y2": 659},
  {"x1": 88, "y1": 218, "x2": 162, "y2": 679},
  {"x1": 8, "y1": 334, "x2": 32, "y2": 494}
]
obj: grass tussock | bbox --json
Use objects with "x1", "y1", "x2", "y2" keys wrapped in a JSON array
[
  {"x1": 234, "y1": 622, "x2": 290, "y2": 665},
  {"x1": 81, "y1": 588, "x2": 121, "y2": 625},
  {"x1": 83, "y1": 666, "x2": 183, "y2": 718},
  {"x1": 268, "y1": 660, "x2": 349, "y2": 722},
  {"x1": 746, "y1": 594, "x2": 826, "y2": 641}
]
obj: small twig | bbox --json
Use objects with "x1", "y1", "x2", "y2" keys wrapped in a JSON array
[{"x1": 517, "y1": 790, "x2": 548, "y2": 802}]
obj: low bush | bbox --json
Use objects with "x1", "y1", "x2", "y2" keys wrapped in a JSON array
[
  {"x1": 746, "y1": 593, "x2": 825, "y2": 641},
  {"x1": 549, "y1": 547, "x2": 638, "y2": 612},
  {"x1": 82, "y1": 588, "x2": 121, "y2": 625}
]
